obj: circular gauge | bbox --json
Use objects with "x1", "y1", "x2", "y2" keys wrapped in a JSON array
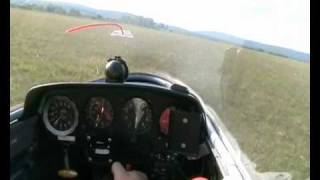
[
  {"x1": 43, "y1": 96, "x2": 79, "y2": 136},
  {"x1": 122, "y1": 98, "x2": 152, "y2": 134},
  {"x1": 159, "y1": 107, "x2": 176, "y2": 135},
  {"x1": 86, "y1": 97, "x2": 113, "y2": 128}
]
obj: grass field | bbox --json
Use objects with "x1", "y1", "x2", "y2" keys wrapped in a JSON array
[{"x1": 10, "y1": 8, "x2": 309, "y2": 180}]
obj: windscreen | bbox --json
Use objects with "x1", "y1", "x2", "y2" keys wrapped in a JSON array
[{"x1": 10, "y1": 0, "x2": 310, "y2": 179}]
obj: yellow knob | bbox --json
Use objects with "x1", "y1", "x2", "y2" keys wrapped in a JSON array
[{"x1": 58, "y1": 169, "x2": 78, "y2": 179}]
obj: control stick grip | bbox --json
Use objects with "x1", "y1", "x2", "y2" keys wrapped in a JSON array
[{"x1": 58, "y1": 148, "x2": 78, "y2": 179}]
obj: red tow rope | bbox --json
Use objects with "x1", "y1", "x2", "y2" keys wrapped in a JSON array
[{"x1": 65, "y1": 23, "x2": 124, "y2": 35}]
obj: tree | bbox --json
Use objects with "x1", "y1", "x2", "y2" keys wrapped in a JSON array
[
  {"x1": 54, "y1": 6, "x2": 66, "y2": 15},
  {"x1": 69, "y1": 9, "x2": 81, "y2": 17},
  {"x1": 46, "y1": 4, "x2": 56, "y2": 12},
  {"x1": 95, "y1": 14, "x2": 103, "y2": 20}
]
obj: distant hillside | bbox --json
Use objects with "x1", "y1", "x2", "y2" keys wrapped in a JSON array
[
  {"x1": 11, "y1": 0, "x2": 130, "y2": 19},
  {"x1": 196, "y1": 31, "x2": 310, "y2": 62},
  {"x1": 52, "y1": 3, "x2": 129, "y2": 19},
  {"x1": 11, "y1": 0, "x2": 310, "y2": 62},
  {"x1": 10, "y1": 0, "x2": 181, "y2": 31}
]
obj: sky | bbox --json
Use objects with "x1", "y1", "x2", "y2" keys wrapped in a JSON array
[{"x1": 50, "y1": 0, "x2": 309, "y2": 53}]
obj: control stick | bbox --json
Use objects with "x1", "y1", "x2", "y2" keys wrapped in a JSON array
[{"x1": 58, "y1": 147, "x2": 78, "y2": 179}]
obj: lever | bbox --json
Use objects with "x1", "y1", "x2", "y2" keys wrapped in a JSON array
[{"x1": 58, "y1": 147, "x2": 78, "y2": 179}]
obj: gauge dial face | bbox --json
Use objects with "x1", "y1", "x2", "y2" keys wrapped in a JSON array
[
  {"x1": 43, "y1": 96, "x2": 79, "y2": 136},
  {"x1": 122, "y1": 98, "x2": 152, "y2": 134},
  {"x1": 87, "y1": 97, "x2": 113, "y2": 128},
  {"x1": 160, "y1": 107, "x2": 176, "y2": 135}
]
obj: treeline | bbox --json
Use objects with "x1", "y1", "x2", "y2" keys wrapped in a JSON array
[
  {"x1": 11, "y1": 3, "x2": 104, "y2": 19},
  {"x1": 120, "y1": 15, "x2": 169, "y2": 30},
  {"x1": 10, "y1": 3, "x2": 170, "y2": 31}
]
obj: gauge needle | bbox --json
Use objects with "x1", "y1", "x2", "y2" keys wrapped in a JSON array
[
  {"x1": 96, "y1": 106, "x2": 104, "y2": 127},
  {"x1": 134, "y1": 106, "x2": 143, "y2": 130},
  {"x1": 134, "y1": 115, "x2": 140, "y2": 129},
  {"x1": 53, "y1": 117, "x2": 61, "y2": 126}
]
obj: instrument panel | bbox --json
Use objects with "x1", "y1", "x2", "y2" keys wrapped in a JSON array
[
  {"x1": 42, "y1": 95, "x2": 156, "y2": 137},
  {"x1": 24, "y1": 82, "x2": 204, "y2": 167},
  {"x1": 36, "y1": 84, "x2": 202, "y2": 134}
]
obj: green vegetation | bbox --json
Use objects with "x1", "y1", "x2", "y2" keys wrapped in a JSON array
[
  {"x1": 221, "y1": 48, "x2": 309, "y2": 180},
  {"x1": 10, "y1": 3, "x2": 172, "y2": 31},
  {"x1": 10, "y1": 8, "x2": 309, "y2": 180}
]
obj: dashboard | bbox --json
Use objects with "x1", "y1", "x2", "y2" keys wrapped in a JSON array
[{"x1": 20, "y1": 80, "x2": 206, "y2": 179}]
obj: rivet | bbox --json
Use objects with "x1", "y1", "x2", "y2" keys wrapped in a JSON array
[{"x1": 182, "y1": 118, "x2": 188, "y2": 124}]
